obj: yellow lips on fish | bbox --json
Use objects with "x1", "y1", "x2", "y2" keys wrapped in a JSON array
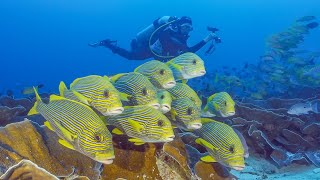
[
  {"x1": 111, "y1": 72, "x2": 160, "y2": 109},
  {"x1": 28, "y1": 88, "x2": 114, "y2": 164},
  {"x1": 167, "y1": 98, "x2": 202, "y2": 130},
  {"x1": 166, "y1": 52, "x2": 206, "y2": 82},
  {"x1": 202, "y1": 92, "x2": 235, "y2": 118},
  {"x1": 59, "y1": 75, "x2": 123, "y2": 116},
  {"x1": 134, "y1": 60, "x2": 176, "y2": 89},
  {"x1": 157, "y1": 89, "x2": 172, "y2": 114},
  {"x1": 104, "y1": 105, "x2": 175, "y2": 145},
  {"x1": 194, "y1": 118, "x2": 247, "y2": 171},
  {"x1": 167, "y1": 82, "x2": 202, "y2": 109}
]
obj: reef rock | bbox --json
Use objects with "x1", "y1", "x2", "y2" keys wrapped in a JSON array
[
  {"x1": 0, "y1": 119, "x2": 102, "y2": 179},
  {"x1": 0, "y1": 105, "x2": 26, "y2": 126}
]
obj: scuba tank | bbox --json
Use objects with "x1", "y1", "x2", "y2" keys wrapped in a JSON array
[{"x1": 135, "y1": 16, "x2": 176, "y2": 47}]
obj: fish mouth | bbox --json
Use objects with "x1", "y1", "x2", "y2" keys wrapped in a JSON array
[
  {"x1": 150, "y1": 103, "x2": 160, "y2": 109},
  {"x1": 97, "y1": 159, "x2": 114, "y2": 164},
  {"x1": 105, "y1": 107, "x2": 124, "y2": 116},
  {"x1": 165, "y1": 135, "x2": 175, "y2": 142},
  {"x1": 182, "y1": 70, "x2": 206, "y2": 79},
  {"x1": 161, "y1": 104, "x2": 171, "y2": 113},
  {"x1": 232, "y1": 166, "x2": 245, "y2": 171},
  {"x1": 198, "y1": 70, "x2": 206, "y2": 76},
  {"x1": 187, "y1": 123, "x2": 202, "y2": 130},
  {"x1": 227, "y1": 111, "x2": 235, "y2": 116},
  {"x1": 163, "y1": 81, "x2": 176, "y2": 89}
]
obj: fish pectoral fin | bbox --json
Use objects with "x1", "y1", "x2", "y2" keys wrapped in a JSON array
[
  {"x1": 54, "y1": 121, "x2": 76, "y2": 142},
  {"x1": 182, "y1": 79, "x2": 188, "y2": 84},
  {"x1": 195, "y1": 138, "x2": 216, "y2": 150},
  {"x1": 213, "y1": 103, "x2": 220, "y2": 111},
  {"x1": 170, "y1": 64, "x2": 183, "y2": 71},
  {"x1": 128, "y1": 138, "x2": 145, "y2": 145},
  {"x1": 44, "y1": 121, "x2": 54, "y2": 131},
  {"x1": 201, "y1": 118, "x2": 215, "y2": 124},
  {"x1": 119, "y1": 93, "x2": 131, "y2": 102},
  {"x1": 170, "y1": 109, "x2": 178, "y2": 121},
  {"x1": 112, "y1": 128, "x2": 124, "y2": 135},
  {"x1": 128, "y1": 119, "x2": 144, "y2": 132},
  {"x1": 203, "y1": 105, "x2": 209, "y2": 112},
  {"x1": 72, "y1": 90, "x2": 91, "y2": 105},
  {"x1": 58, "y1": 139, "x2": 75, "y2": 150},
  {"x1": 110, "y1": 73, "x2": 126, "y2": 82},
  {"x1": 201, "y1": 155, "x2": 217, "y2": 163}
]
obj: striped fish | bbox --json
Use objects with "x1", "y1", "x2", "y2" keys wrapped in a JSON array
[
  {"x1": 194, "y1": 118, "x2": 247, "y2": 171},
  {"x1": 28, "y1": 88, "x2": 114, "y2": 164},
  {"x1": 167, "y1": 98, "x2": 202, "y2": 130},
  {"x1": 166, "y1": 52, "x2": 206, "y2": 82},
  {"x1": 59, "y1": 75, "x2": 123, "y2": 116},
  {"x1": 157, "y1": 89, "x2": 172, "y2": 114},
  {"x1": 134, "y1": 60, "x2": 176, "y2": 89},
  {"x1": 104, "y1": 106, "x2": 175, "y2": 145},
  {"x1": 111, "y1": 72, "x2": 160, "y2": 109},
  {"x1": 202, "y1": 92, "x2": 235, "y2": 118},
  {"x1": 167, "y1": 82, "x2": 202, "y2": 109}
]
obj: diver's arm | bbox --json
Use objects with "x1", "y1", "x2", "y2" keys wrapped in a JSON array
[{"x1": 188, "y1": 32, "x2": 218, "y2": 53}]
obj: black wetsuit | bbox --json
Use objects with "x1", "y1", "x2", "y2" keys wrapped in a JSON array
[{"x1": 106, "y1": 26, "x2": 207, "y2": 62}]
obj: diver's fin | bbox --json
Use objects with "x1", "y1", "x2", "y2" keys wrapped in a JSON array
[
  {"x1": 201, "y1": 155, "x2": 217, "y2": 162},
  {"x1": 112, "y1": 128, "x2": 124, "y2": 135},
  {"x1": 59, "y1": 81, "x2": 68, "y2": 97},
  {"x1": 44, "y1": 121, "x2": 54, "y2": 131},
  {"x1": 58, "y1": 139, "x2": 75, "y2": 150}
]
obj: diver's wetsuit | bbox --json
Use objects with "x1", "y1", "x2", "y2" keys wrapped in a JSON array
[{"x1": 105, "y1": 28, "x2": 207, "y2": 62}]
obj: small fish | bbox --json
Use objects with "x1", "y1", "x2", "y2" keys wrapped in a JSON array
[
  {"x1": 296, "y1": 16, "x2": 316, "y2": 22},
  {"x1": 166, "y1": 52, "x2": 206, "y2": 82},
  {"x1": 104, "y1": 105, "x2": 174, "y2": 145},
  {"x1": 167, "y1": 98, "x2": 202, "y2": 130},
  {"x1": 167, "y1": 83, "x2": 202, "y2": 109},
  {"x1": 287, "y1": 101, "x2": 319, "y2": 115},
  {"x1": 194, "y1": 118, "x2": 247, "y2": 171},
  {"x1": 59, "y1": 75, "x2": 123, "y2": 116},
  {"x1": 303, "y1": 65, "x2": 320, "y2": 78},
  {"x1": 202, "y1": 92, "x2": 235, "y2": 117},
  {"x1": 111, "y1": 72, "x2": 160, "y2": 109},
  {"x1": 157, "y1": 89, "x2": 172, "y2": 114},
  {"x1": 28, "y1": 88, "x2": 114, "y2": 164},
  {"x1": 22, "y1": 84, "x2": 45, "y2": 95},
  {"x1": 134, "y1": 60, "x2": 176, "y2": 89},
  {"x1": 260, "y1": 55, "x2": 275, "y2": 61}
]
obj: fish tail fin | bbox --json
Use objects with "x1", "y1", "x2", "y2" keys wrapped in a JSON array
[
  {"x1": 59, "y1": 81, "x2": 68, "y2": 97},
  {"x1": 28, "y1": 87, "x2": 42, "y2": 115},
  {"x1": 311, "y1": 100, "x2": 319, "y2": 113}
]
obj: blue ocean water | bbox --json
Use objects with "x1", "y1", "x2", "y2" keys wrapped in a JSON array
[{"x1": 0, "y1": 0, "x2": 319, "y2": 96}]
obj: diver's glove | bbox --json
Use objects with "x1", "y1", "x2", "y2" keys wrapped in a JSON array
[
  {"x1": 203, "y1": 32, "x2": 219, "y2": 43},
  {"x1": 88, "y1": 39, "x2": 117, "y2": 47}
]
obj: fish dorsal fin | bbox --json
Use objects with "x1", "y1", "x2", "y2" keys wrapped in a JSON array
[
  {"x1": 58, "y1": 139, "x2": 75, "y2": 150},
  {"x1": 102, "y1": 75, "x2": 111, "y2": 82},
  {"x1": 201, "y1": 118, "x2": 215, "y2": 124},
  {"x1": 207, "y1": 94, "x2": 217, "y2": 102},
  {"x1": 195, "y1": 138, "x2": 217, "y2": 151},
  {"x1": 128, "y1": 138, "x2": 145, "y2": 145},
  {"x1": 59, "y1": 81, "x2": 68, "y2": 97},
  {"x1": 69, "y1": 77, "x2": 84, "y2": 89},
  {"x1": 50, "y1": 94, "x2": 66, "y2": 101},
  {"x1": 112, "y1": 128, "x2": 124, "y2": 135},
  {"x1": 200, "y1": 155, "x2": 217, "y2": 163},
  {"x1": 128, "y1": 119, "x2": 144, "y2": 132},
  {"x1": 28, "y1": 87, "x2": 42, "y2": 116},
  {"x1": 110, "y1": 73, "x2": 127, "y2": 83},
  {"x1": 44, "y1": 121, "x2": 54, "y2": 131},
  {"x1": 72, "y1": 90, "x2": 91, "y2": 105}
]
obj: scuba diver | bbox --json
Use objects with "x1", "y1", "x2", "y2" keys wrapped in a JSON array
[{"x1": 89, "y1": 16, "x2": 221, "y2": 62}]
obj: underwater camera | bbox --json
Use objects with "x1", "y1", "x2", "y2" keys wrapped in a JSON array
[{"x1": 207, "y1": 26, "x2": 221, "y2": 43}]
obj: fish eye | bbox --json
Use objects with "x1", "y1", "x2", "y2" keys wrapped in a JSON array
[
  {"x1": 103, "y1": 90, "x2": 109, "y2": 98},
  {"x1": 224, "y1": 101, "x2": 227, "y2": 106},
  {"x1": 159, "y1": 69, "x2": 165, "y2": 75},
  {"x1": 187, "y1": 107, "x2": 193, "y2": 115},
  {"x1": 94, "y1": 133, "x2": 102, "y2": 142},
  {"x1": 158, "y1": 120, "x2": 164, "y2": 127},
  {"x1": 142, "y1": 87, "x2": 148, "y2": 96},
  {"x1": 229, "y1": 145, "x2": 235, "y2": 153},
  {"x1": 160, "y1": 95, "x2": 165, "y2": 99},
  {"x1": 192, "y1": 60, "x2": 197, "y2": 65}
]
